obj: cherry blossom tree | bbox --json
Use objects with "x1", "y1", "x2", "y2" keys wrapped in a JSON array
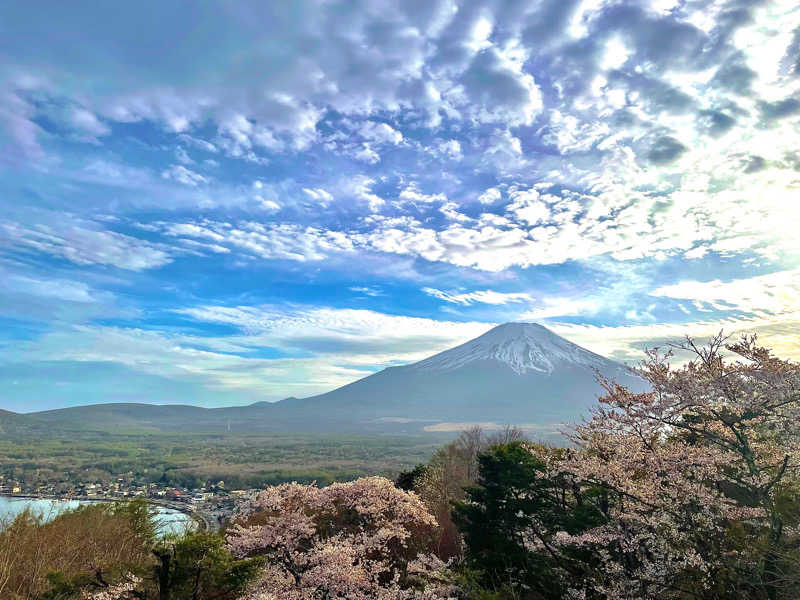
[
  {"x1": 528, "y1": 334, "x2": 800, "y2": 599},
  {"x1": 79, "y1": 574, "x2": 142, "y2": 600},
  {"x1": 225, "y1": 477, "x2": 454, "y2": 599}
]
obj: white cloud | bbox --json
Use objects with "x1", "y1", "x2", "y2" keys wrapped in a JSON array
[
  {"x1": 485, "y1": 128, "x2": 523, "y2": 160},
  {"x1": 1, "y1": 220, "x2": 172, "y2": 271},
  {"x1": 356, "y1": 218, "x2": 532, "y2": 272},
  {"x1": 352, "y1": 144, "x2": 381, "y2": 164},
  {"x1": 2, "y1": 13, "x2": 799, "y2": 288},
  {"x1": 175, "y1": 146, "x2": 194, "y2": 164},
  {"x1": 457, "y1": 45, "x2": 543, "y2": 126},
  {"x1": 478, "y1": 187, "x2": 501, "y2": 205},
  {"x1": 349, "y1": 176, "x2": 385, "y2": 212},
  {"x1": 437, "y1": 139, "x2": 462, "y2": 159},
  {"x1": 349, "y1": 286, "x2": 383, "y2": 297},
  {"x1": 506, "y1": 188, "x2": 550, "y2": 226},
  {"x1": 398, "y1": 186, "x2": 447, "y2": 204},
  {"x1": 423, "y1": 288, "x2": 533, "y2": 306},
  {"x1": 6, "y1": 308, "x2": 492, "y2": 397},
  {"x1": 600, "y1": 37, "x2": 631, "y2": 71},
  {"x1": 256, "y1": 198, "x2": 281, "y2": 211},
  {"x1": 358, "y1": 121, "x2": 403, "y2": 145},
  {"x1": 134, "y1": 171, "x2": 798, "y2": 271},
  {"x1": 68, "y1": 107, "x2": 110, "y2": 139},
  {"x1": 161, "y1": 164, "x2": 208, "y2": 186},
  {"x1": 548, "y1": 312, "x2": 800, "y2": 365},
  {"x1": 7, "y1": 324, "x2": 357, "y2": 395},
  {"x1": 174, "y1": 305, "x2": 492, "y2": 364},
  {"x1": 0, "y1": 0, "x2": 547, "y2": 158},
  {"x1": 0, "y1": 89, "x2": 44, "y2": 160},
  {"x1": 7, "y1": 273, "x2": 98, "y2": 303},
  {"x1": 161, "y1": 222, "x2": 226, "y2": 242},
  {"x1": 439, "y1": 201, "x2": 472, "y2": 222},
  {"x1": 649, "y1": 268, "x2": 800, "y2": 317},
  {"x1": 153, "y1": 220, "x2": 355, "y2": 262},
  {"x1": 215, "y1": 112, "x2": 287, "y2": 158},
  {"x1": 178, "y1": 134, "x2": 218, "y2": 153},
  {"x1": 302, "y1": 187, "x2": 334, "y2": 204},
  {"x1": 519, "y1": 297, "x2": 601, "y2": 320}
]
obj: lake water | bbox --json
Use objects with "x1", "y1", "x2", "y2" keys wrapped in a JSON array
[{"x1": 0, "y1": 496, "x2": 194, "y2": 536}]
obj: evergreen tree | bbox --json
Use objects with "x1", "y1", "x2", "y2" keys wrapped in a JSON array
[{"x1": 453, "y1": 442, "x2": 605, "y2": 599}]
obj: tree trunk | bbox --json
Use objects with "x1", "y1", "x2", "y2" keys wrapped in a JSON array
[{"x1": 153, "y1": 549, "x2": 172, "y2": 600}]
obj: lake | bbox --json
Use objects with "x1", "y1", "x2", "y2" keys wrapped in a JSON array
[{"x1": 0, "y1": 496, "x2": 194, "y2": 536}]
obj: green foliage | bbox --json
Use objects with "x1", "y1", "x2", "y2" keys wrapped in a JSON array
[
  {"x1": 36, "y1": 527, "x2": 261, "y2": 600},
  {"x1": 452, "y1": 442, "x2": 606, "y2": 599},
  {"x1": 150, "y1": 532, "x2": 263, "y2": 600},
  {"x1": 454, "y1": 568, "x2": 525, "y2": 600},
  {"x1": 0, "y1": 432, "x2": 449, "y2": 493},
  {"x1": 395, "y1": 463, "x2": 427, "y2": 491},
  {"x1": 40, "y1": 571, "x2": 91, "y2": 599},
  {"x1": 113, "y1": 497, "x2": 158, "y2": 545}
]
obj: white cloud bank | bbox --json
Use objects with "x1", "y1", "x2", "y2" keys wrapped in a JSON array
[{"x1": 7, "y1": 308, "x2": 493, "y2": 398}]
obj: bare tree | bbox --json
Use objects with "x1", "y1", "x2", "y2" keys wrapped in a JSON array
[{"x1": 485, "y1": 424, "x2": 528, "y2": 446}]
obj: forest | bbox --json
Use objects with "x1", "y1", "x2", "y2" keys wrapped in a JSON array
[
  {"x1": 0, "y1": 432, "x2": 451, "y2": 492},
  {"x1": 2, "y1": 334, "x2": 799, "y2": 600}
]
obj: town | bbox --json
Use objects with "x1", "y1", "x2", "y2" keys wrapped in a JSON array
[{"x1": 0, "y1": 472, "x2": 244, "y2": 531}]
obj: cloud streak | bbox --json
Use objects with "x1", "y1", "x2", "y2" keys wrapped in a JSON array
[{"x1": 1, "y1": 220, "x2": 172, "y2": 271}]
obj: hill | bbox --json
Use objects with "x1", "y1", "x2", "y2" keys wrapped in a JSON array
[
  {"x1": 0, "y1": 408, "x2": 55, "y2": 437},
  {"x1": 25, "y1": 323, "x2": 646, "y2": 434}
]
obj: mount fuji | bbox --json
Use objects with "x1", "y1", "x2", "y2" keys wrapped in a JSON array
[
  {"x1": 266, "y1": 322, "x2": 646, "y2": 432},
  {"x1": 24, "y1": 323, "x2": 647, "y2": 434},
  {"x1": 412, "y1": 322, "x2": 623, "y2": 375}
]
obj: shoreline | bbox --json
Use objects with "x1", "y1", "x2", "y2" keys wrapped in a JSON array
[{"x1": 0, "y1": 493, "x2": 207, "y2": 531}]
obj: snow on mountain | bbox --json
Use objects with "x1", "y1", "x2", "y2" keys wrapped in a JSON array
[{"x1": 411, "y1": 322, "x2": 616, "y2": 375}]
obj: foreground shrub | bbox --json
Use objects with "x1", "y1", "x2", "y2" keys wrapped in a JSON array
[
  {"x1": 144, "y1": 532, "x2": 262, "y2": 600},
  {"x1": 226, "y1": 476, "x2": 454, "y2": 599},
  {"x1": 0, "y1": 500, "x2": 153, "y2": 599}
]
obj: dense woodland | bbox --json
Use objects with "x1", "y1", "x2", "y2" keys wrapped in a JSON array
[
  {"x1": 2, "y1": 334, "x2": 800, "y2": 599},
  {"x1": 0, "y1": 432, "x2": 451, "y2": 492}
]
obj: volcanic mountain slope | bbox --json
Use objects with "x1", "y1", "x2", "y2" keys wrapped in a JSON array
[
  {"x1": 269, "y1": 322, "x2": 646, "y2": 431},
  {"x1": 27, "y1": 323, "x2": 647, "y2": 433}
]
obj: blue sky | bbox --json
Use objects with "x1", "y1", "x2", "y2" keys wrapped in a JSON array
[{"x1": 1, "y1": 0, "x2": 799, "y2": 412}]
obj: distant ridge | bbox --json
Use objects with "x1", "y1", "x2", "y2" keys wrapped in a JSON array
[{"x1": 24, "y1": 323, "x2": 647, "y2": 434}]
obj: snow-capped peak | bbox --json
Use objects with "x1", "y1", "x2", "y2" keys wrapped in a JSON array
[{"x1": 410, "y1": 322, "x2": 614, "y2": 375}]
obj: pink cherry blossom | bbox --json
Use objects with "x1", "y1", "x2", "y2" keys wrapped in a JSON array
[
  {"x1": 226, "y1": 477, "x2": 454, "y2": 599},
  {"x1": 527, "y1": 334, "x2": 800, "y2": 599},
  {"x1": 80, "y1": 574, "x2": 141, "y2": 600}
]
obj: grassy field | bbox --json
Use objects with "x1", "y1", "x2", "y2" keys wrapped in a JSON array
[{"x1": 0, "y1": 430, "x2": 454, "y2": 490}]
